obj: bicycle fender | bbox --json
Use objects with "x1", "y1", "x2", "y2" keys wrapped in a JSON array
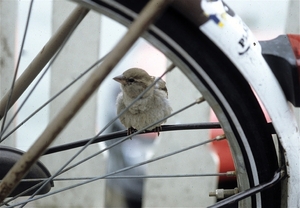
[{"x1": 196, "y1": 1, "x2": 300, "y2": 207}]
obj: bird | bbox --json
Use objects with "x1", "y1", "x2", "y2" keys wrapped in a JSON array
[{"x1": 113, "y1": 68, "x2": 172, "y2": 135}]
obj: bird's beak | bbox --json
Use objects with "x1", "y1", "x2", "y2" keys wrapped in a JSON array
[{"x1": 113, "y1": 75, "x2": 126, "y2": 84}]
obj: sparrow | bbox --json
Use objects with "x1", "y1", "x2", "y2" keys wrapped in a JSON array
[{"x1": 113, "y1": 68, "x2": 172, "y2": 135}]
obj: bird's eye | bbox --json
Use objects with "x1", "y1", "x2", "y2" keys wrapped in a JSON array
[{"x1": 128, "y1": 78, "x2": 135, "y2": 83}]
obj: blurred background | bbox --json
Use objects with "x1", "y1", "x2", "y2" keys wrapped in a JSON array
[{"x1": 0, "y1": 0, "x2": 299, "y2": 207}]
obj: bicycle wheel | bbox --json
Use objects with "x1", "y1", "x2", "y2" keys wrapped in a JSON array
[
  {"x1": 88, "y1": 0, "x2": 281, "y2": 207},
  {"x1": 0, "y1": 0, "x2": 281, "y2": 207}
]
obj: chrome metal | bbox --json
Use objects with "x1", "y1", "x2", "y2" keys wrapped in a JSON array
[{"x1": 209, "y1": 188, "x2": 239, "y2": 199}]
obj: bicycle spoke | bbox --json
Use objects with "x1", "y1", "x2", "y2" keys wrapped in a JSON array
[
  {"x1": 0, "y1": 0, "x2": 34, "y2": 133},
  {"x1": 6, "y1": 171, "x2": 236, "y2": 182},
  {"x1": 0, "y1": 182, "x2": 44, "y2": 206}
]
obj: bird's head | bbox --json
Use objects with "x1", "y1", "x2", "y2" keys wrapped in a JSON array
[{"x1": 113, "y1": 68, "x2": 155, "y2": 99}]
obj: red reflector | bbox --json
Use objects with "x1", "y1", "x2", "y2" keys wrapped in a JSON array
[{"x1": 288, "y1": 34, "x2": 300, "y2": 68}]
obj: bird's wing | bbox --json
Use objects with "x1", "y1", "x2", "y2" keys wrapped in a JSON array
[
  {"x1": 116, "y1": 92, "x2": 126, "y2": 115},
  {"x1": 156, "y1": 79, "x2": 168, "y2": 97}
]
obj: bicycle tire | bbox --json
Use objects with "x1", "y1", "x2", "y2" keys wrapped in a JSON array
[{"x1": 85, "y1": 0, "x2": 281, "y2": 207}]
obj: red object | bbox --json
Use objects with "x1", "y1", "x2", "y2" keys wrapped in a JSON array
[
  {"x1": 288, "y1": 34, "x2": 300, "y2": 71},
  {"x1": 209, "y1": 110, "x2": 235, "y2": 182},
  {"x1": 209, "y1": 98, "x2": 270, "y2": 182}
]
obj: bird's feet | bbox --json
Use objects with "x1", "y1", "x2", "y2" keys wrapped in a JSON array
[
  {"x1": 153, "y1": 126, "x2": 162, "y2": 136},
  {"x1": 127, "y1": 127, "x2": 137, "y2": 138}
]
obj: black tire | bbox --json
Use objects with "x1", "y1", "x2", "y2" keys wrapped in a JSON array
[{"x1": 89, "y1": 0, "x2": 280, "y2": 207}]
